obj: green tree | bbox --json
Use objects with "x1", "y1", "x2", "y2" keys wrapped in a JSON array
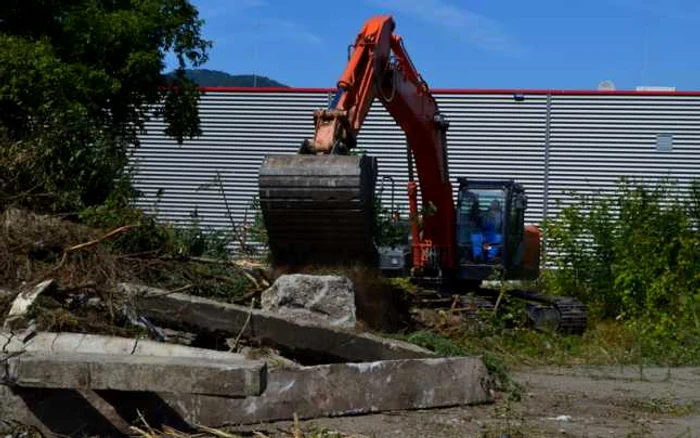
[{"x1": 0, "y1": 0, "x2": 211, "y2": 212}]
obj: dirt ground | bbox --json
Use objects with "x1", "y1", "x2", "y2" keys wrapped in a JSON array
[{"x1": 249, "y1": 365, "x2": 700, "y2": 438}]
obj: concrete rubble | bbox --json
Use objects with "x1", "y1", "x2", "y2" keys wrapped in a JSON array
[
  {"x1": 261, "y1": 274, "x2": 358, "y2": 329},
  {"x1": 0, "y1": 281, "x2": 494, "y2": 436}
]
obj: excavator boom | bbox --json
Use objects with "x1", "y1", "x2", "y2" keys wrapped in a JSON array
[{"x1": 259, "y1": 15, "x2": 455, "y2": 271}]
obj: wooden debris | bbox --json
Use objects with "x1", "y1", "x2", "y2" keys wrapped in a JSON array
[{"x1": 3, "y1": 279, "x2": 56, "y2": 330}]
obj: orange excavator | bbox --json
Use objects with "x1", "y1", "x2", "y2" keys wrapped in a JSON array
[{"x1": 258, "y1": 15, "x2": 587, "y2": 334}]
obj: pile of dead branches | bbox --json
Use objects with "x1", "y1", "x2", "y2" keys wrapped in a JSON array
[{"x1": 0, "y1": 208, "x2": 270, "y2": 336}]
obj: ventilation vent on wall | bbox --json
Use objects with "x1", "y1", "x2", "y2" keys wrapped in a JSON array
[{"x1": 656, "y1": 134, "x2": 673, "y2": 152}]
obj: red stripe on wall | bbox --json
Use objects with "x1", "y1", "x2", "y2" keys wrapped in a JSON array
[{"x1": 198, "y1": 86, "x2": 700, "y2": 97}]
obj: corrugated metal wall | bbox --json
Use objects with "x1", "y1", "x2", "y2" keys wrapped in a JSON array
[
  {"x1": 547, "y1": 94, "x2": 700, "y2": 217},
  {"x1": 132, "y1": 91, "x2": 330, "y2": 237},
  {"x1": 132, "y1": 89, "x2": 700, "y2": 255}
]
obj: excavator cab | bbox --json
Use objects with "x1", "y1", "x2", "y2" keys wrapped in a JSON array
[{"x1": 455, "y1": 178, "x2": 537, "y2": 282}]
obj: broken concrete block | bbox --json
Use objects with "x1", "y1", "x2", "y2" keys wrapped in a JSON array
[
  {"x1": 4, "y1": 352, "x2": 266, "y2": 397},
  {"x1": 0, "y1": 332, "x2": 267, "y2": 436},
  {"x1": 121, "y1": 283, "x2": 436, "y2": 362},
  {"x1": 161, "y1": 356, "x2": 493, "y2": 425},
  {"x1": 261, "y1": 274, "x2": 357, "y2": 329}
]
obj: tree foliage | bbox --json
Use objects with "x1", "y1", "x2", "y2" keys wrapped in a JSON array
[{"x1": 0, "y1": 0, "x2": 211, "y2": 212}]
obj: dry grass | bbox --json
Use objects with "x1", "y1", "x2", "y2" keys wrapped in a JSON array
[
  {"x1": 402, "y1": 308, "x2": 649, "y2": 372},
  {"x1": 0, "y1": 208, "x2": 130, "y2": 334},
  {"x1": 0, "y1": 208, "x2": 263, "y2": 335},
  {"x1": 0, "y1": 208, "x2": 104, "y2": 288},
  {"x1": 129, "y1": 413, "x2": 369, "y2": 438}
]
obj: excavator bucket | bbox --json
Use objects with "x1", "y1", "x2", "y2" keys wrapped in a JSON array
[{"x1": 258, "y1": 154, "x2": 379, "y2": 268}]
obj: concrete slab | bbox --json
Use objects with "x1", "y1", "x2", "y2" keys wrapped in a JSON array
[
  {"x1": 1, "y1": 356, "x2": 492, "y2": 434},
  {"x1": 120, "y1": 283, "x2": 436, "y2": 363},
  {"x1": 0, "y1": 331, "x2": 268, "y2": 435},
  {"x1": 3, "y1": 352, "x2": 266, "y2": 397},
  {"x1": 164, "y1": 356, "x2": 493, "y2": 425},
  {"x1": 0, "y1": 331, "x2": 250, "y2": 362}
]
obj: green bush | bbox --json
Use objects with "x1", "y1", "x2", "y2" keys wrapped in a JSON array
[
  {"x1": 542, "y1": 178, "x2": 700, "y2": 363},
  {"x1": 79, "y1": 194, "x2": 230, "y2": 260},
  {"x1": 373, "y1": 199, "x2": 409, "y2": 248},
  {"x1": 247, "y1": 196, "x2": 268, "y2": 248}
]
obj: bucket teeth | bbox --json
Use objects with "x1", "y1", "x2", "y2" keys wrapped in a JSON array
[{"x1": 258, "y1": 154, "x2": 379, "y2": 268}]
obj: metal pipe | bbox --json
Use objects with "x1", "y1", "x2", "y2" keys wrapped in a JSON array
[{"x1": 542, "y1": 93, "x2": 552, "y2": 221}]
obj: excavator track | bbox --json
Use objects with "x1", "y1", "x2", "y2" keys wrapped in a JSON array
[
  {"x1": 548, "y1": 296, "x2": 588, "y2": 335},
  {"x1": 408, "y1": 279, "x2": 587, "y2": 334},
  {"x1": 258, "y1": 154, "x2": 379, "y2": 268},
  {"x1": 507, "y1": 289, "x2": 588, "y2": 335}
]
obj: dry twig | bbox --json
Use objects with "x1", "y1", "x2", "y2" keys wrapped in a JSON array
[
  {"x1": 195, "y1": 424, "x2": 241, "y2": 438},
  {"x1": 38, "y1": 225, "x2": 136, "y2": 281},
  {"x1": 59, "y1": 281, "x2": 97, "y2": 293},
  {"x1": 292, "y1": 414, "x2": 302, "y2": 438},
  {"x1": 152, "y1": 284, "x2": 193, "y2": 297},
  {"x1": 65, "y1": 225, "x2": 135, "y2": 253},
  {"x1": 232, "y1": 288, "x2": 261, "y2": 304},
  {"x1": 229, "y1": 297, "x2": 256, "y2": 352}
]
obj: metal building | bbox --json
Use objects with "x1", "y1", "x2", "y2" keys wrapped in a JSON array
[{"x1": 132, "y1": 88, "x2": 700, "y2": 255}]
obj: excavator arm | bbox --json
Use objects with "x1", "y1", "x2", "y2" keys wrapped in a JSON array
[
  {"x1": 259, "y1": 15, "x2": 456, "y2": 271},
  {"x1": 300, "y1": 16, "x2": 394, "y2": 155}
]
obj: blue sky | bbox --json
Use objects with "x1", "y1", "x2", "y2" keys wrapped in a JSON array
[{"x1": 173, "y1": 0, "x2": 700, "y2": 90}]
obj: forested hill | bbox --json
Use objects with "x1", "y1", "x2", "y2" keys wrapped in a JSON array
[{"x1": 167, "y1": 69, "x2": 288, "y2": 87}]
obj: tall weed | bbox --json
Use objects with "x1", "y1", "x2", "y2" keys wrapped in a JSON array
[{"x1": 542, "y1": 178, "x2": 700, "y2": 364}]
